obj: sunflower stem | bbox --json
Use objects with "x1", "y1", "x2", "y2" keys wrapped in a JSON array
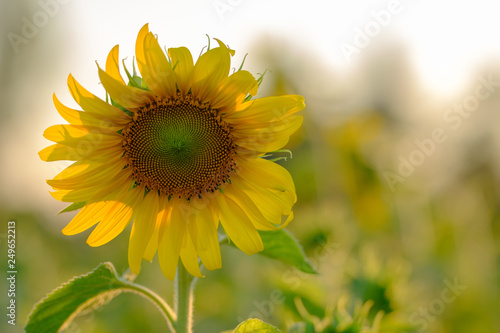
[
  {"x1": 122, "y1": 279, "x2": 177, "y2": 332},
  {"x1": 175, "y1": 262, "x2": 196, "y2": 333}
]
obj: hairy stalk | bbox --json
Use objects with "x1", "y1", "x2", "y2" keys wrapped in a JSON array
[{"x1": 175, "y1": 262, "x2": 196, "y2": 333}]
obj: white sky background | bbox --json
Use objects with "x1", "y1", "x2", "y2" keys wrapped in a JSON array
[
  {"x1": 51, "y1": 0, "x2": 500, "y2": 96},
  {"x1": 2, "y1": 0, "x2": 500, "y2": 215}
]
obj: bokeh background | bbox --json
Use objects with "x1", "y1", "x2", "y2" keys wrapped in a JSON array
[{"x1": 1, "y1": 0, "x2": 500, "y2": 332}]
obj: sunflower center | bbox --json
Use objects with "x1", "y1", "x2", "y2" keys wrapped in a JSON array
[{"x1": 122, "y1": 95, "x2": 236, "y2": 198}]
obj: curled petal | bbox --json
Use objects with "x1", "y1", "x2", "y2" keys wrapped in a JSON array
[
  {"x1": 105, "y1": 45, "x2": 125, "y2": 85},
  {"x1": 191, "y1": 39, "x2": 232, "y2": 103},
  {"x1": 98, "y1": 65, "x2": 154, "y2": 110},
  {"x1": 168, "y1": 46, "x2": 194, "y2": 95},
  {"x1": 211, "y1": 70, "x2": 258, "y2": 110},
  {"x1": 136, "y1": 24, "x2": 177, "y2": 98},
  {"x1": 67, "y1": 74, "x2": 129, "y2": 121}
]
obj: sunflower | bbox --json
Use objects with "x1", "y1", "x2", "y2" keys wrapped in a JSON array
[{"x1": 40, "y1": 24, "x2": 305, "y2": 280}]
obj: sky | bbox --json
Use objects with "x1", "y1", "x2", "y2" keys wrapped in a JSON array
[
  {"x1": 2, "y1": 0, "x2": 500, "y2": 215},
  {"x1": 75, "y1": 1, "x2": 500, "y2": 95},
  {"x1": 9, "y1": 0, "x2": 500, "y2": 93}
]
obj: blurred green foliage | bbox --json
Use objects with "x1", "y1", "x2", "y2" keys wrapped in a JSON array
[{"x1": 2, "y1": 37, "x2": 500, "y2": 333}]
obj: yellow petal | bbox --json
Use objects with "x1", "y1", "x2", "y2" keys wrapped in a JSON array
[
  {"x1": 186, "y1": 215, "x2": 199, "y2": 252},
  {"x1": 238, "y1": 159, "x2": 297, "y2": 213},
  {"x1": 210, "y1": 70, "x2": 258, "y2": 110},
  {"x1": 43, "y1": 123, "x2": 119, "y2": 141},
  {"x1": 136, "y1": 24, "x2": 177, "y2": 98},
  {"x1": 191, "y1": 39, "x2": 232, "y2": 103},
  {"x1": 52, "y1": 161, "x2": 95, "y2": 180},
  {"x1": 39, "y1": 144, "x2": 79, "y2": 162},
  {"x1": 50, "y1": 170, "x2": 130, "y2": 202},
  {"x1": 143, "y1": 196, "x2": 170, "y2": 261},
  {"x1": 240, "y1": 182, "x2": 294, "y2": 226},
  {"x1": 39, "y1": 144, "x2": 121, "y2": 162},
  {"x1": 168, "y1": 46, "x2": 194, "y2": 95},
  {"x1": 87, "y1": 205, "x2": 133, "y2": 247},
  {"x1": 216, "y1": 194, "x2": 263, "y2": 255},
  {"x1": 98, "y1": 65, "x2": 154, "y2": 110},
  {"x1": 87, "y1": 188, "x2": 142, "y2": 247},
  {"x1": 53, "y1": 94, "x2": 128, "y2": 130},
  {"x1": 43, "y1": 124, "x2": 122, "y2": 149},
  {"x1": 52, "y1": 148, "x2": 122, "y2": 180},
  {"x1": 189, "y1": 200, "x2": 221, "y2": 270},
  {"x1": 180, "y1": 229, "x2": 203, "y2": 277},
  {"x1": 62, "y1": 201, "x2": 110, "y2": 235},
  {"x1": 232, "y1": 158, "x2": 296, "y2": 224},
  {"x1": 106, "y1": 45, "x2": 125, "y2": 85},
  {"x1": 158, "y1": 198, "x2": 184, "y2": 280},
  {"x1": 233, "y1": 115, "x2": 303, "y2": 153},
  {"x1": 50, "y1": 188, "x2": 98, "y2": 203},
  {"x1": 237, "y1": 174, "x2": 295, "y2": 222},
  {"x1": 47, "y1": 158, "x2": 126, "y2": 190},
  {"x1": 237, "y1": 157, "x2": 296, "y2": 193},
  {"x1": 226, "y1": 95, "x2": 305, "y2": 123},
  {"x1": 128, "y1": 191, "x2": 160, "y2": 274},
  {"x1": 67, "y1": 74, "x2": 130, "y2": 120},
  {"x1": 142, "y1": 223, "x2": 159, "y2": 262},
  {"x1": 223, "y1": 178, "x2": 281, "y2": 230}
]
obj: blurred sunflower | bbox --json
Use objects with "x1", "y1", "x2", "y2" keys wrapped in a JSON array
[{"x1": 39, "y1": 24, "x2": 304, "y2": 280}]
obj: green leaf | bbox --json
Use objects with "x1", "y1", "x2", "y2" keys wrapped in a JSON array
[
  {"x1": 25, "y1": 262, "x2": 126, "y2": 333},
  {"x1": 58, "y1": 201, "x2": 86, "y2": 214},
  {"x1": 233, "y1": 318, "x2": 282, "y2": 332},
  {"x1": 222, "y1": 229, "x2": 317, "y2": 274},
  {"x1": 25, "y1": 262, "x2": 175, "y2": 333},
  {"x1": 258, "y1": 229, "x2": 317, "y2": 274}
]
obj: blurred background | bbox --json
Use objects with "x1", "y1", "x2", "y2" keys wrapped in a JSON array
[{"x1": 1, "y1": 0, "x2": 500, "y2": 332}]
